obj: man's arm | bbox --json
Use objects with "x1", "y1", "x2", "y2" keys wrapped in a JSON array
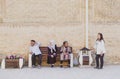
[{"x1": 36, "y1": 42, "x2": 41, "y2": 47}]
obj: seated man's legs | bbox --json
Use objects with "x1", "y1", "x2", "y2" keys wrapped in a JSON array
[
  {"x1": 60, "y1": 53, "x2": 64, "y2": 67},
  {"x1": 65, "y1": 54, "x2": 70, "y2": 67},
  {"x1": 32, "y1": 54, "x2": 36, "y2": 66},
  {"x1": 60, "y1": 53, "x2": 70, "y2": 67},
  {"x1": 38, "y1": 54, "x2": 42, "y2": 66},
  {"x1": 34, "y1": 54, "x2": 42, "y2": 67}
]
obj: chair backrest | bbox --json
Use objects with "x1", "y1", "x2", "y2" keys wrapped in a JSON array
[{"x1": 39, "y1": 47, "x2": 72, "y2": 54}]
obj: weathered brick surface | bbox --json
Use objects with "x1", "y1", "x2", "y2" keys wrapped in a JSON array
[
  {"x1": 0, "y1": 24, "x2": 85, "y2": 61},
  {"x1": 0, "y1": 0, "x2": 120, "y2": 64}
]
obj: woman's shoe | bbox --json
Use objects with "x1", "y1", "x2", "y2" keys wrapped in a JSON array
[
  {"x1": 99, "y1": 67, "x2": 103, "y2": 69},
  {"x1": 32, "y1": 65, "x2": 36, "y2": 68},
  {"x1": 94, "y1": 67, "x2": 99, "y2": 69}
]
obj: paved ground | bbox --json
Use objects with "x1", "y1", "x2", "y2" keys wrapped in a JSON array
[{"x1": 0, "y1": 65, "x2": 120, "y2": 79}]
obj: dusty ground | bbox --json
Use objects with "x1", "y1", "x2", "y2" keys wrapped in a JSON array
[{"x1": 0, "y1": 65, "x2": 120, "y2": 79}]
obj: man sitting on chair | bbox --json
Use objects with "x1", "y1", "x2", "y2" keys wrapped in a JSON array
[
  {"x1": 60, "y1": 41, "x2": 72, "y2": 68},
  {"x1": 29, "y1": 40, "x2": 42, "y2": 68}
]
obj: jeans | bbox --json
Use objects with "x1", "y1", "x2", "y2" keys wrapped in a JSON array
[
  {"x1": 96, "y1": 54, "x2": 104, "y2": 68},
  {"x1": 32, "y1": 54, "x2": 42, "y2": 66}
]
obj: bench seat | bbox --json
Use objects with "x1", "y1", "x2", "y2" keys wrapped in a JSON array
[{"x1": 28, "y1": 47, "x2": 73, "y2": 67}]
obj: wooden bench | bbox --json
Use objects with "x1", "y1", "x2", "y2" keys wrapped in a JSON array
[{"x1": 28, "y1": 47, "x2": 73, "y2": 67}]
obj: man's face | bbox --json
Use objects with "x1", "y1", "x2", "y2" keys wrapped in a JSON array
[
  {"x1": 31, "y1": 41, "x2": 35, "y2": 46},
  {"x1": 65, "y1": 42, "x2": 68, "y2": 47},
  {"x1": 50, "y1": 42, "x2": 52, "y2": 46}
]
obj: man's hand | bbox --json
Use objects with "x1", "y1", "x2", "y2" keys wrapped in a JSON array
[
  {"x1": 53, "y1": 53, "x2": 56, "y2": 56},
  {"x1": 64, "y1": 52, "x2": 68, "y2": 55},
  {"x1": 30, "y1": 52, "x2": 33, "y2": 54},
  {"x1": 100, "y1": 52, "x2": 103, "y2": 56},
  {"x1": 90, "y1": 47, "x2": 94, "y2": 50},
  {"x1": 63, "y1": 52, "x2": 66, "y2": 55},
  {"x1": 51, "y1": 55, "x2": 54, "y2": 58}
]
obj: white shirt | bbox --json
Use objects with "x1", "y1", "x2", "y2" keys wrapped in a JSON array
[
  {"x1": 94, "y1": 40, "x2": 106, "y2": 54},
  {"x1": 30, "y1": 43, "x2": 42, "y2": 55}
]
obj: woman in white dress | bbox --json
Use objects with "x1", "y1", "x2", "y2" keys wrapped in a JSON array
[{"x1": 94, "y1": 33, "x2": 106, "y2": 69}]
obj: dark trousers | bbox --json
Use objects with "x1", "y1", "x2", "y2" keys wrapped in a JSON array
[
  {"x1": 32, "y1": 54, "x2": 42, "y2": 66},
  {"x1": 96, "y1": 54, "x2": 104, "y2": 68}
]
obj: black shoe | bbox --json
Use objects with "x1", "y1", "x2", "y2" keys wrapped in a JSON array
[
  {"x1": 60, "y1": 65, "x2": 63, "y2": 68},
  {"x1": 99, "y1": 67, "x2": 103, "y2": 69},
  {"x1": 51, "y1": 65, "x2": 54, "y2": 68},
  {"x1": 32, "y1": 65, "x2": 36, "y2": 68},
  {"x1": 68, "y1": 65, "x2": 70, "y2": 68},
  {"x1": 94, "y1": 67, "x2": 99, "y2": 69}
]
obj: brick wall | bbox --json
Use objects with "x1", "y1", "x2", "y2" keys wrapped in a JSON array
[{"x1": 0, "y1": 0, "x2": 120, "y2": 64}]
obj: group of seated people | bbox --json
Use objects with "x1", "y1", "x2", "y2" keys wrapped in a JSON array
[{"x1": 30, "y1": 40, "x2": 72, "y2": 68}]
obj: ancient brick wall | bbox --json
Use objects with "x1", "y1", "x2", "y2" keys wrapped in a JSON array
[{"x1": 0, "y1": 0, "x2": 120, "y2": 64}]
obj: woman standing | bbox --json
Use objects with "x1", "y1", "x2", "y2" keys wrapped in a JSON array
[
  {"x1": 94, "y1": 33, "x2": 106, "y2": 69},
  {"x1": 47, "y1": 40, "x2": 57, "y2": 67}
]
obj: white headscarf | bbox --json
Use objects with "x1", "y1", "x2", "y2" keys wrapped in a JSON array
[{"x1": 48, "y1": 40, "x2": 56, "y2": 53}]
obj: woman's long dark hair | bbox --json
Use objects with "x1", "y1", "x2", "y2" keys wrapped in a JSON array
[{"x1": 97, "y1": 33, "x2": 105, "y2": 42}]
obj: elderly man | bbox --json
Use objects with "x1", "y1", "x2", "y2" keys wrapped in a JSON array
[{"x1": 60, "y1": 41, "x2": 72, "y2": 68}]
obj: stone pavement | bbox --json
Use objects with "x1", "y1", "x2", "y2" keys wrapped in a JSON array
[{"x1": 0, "y1": 65, "x2": 120, "y2": 79}]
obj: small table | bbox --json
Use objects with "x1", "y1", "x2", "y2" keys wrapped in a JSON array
[{"x1": 78, "y1": 50, "x2": 93, "y2": 67}]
